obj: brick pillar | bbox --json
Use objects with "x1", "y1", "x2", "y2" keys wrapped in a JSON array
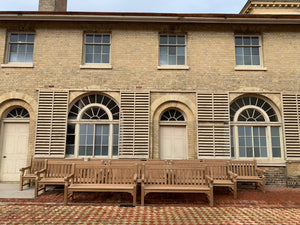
[{"x1": 39, "y1": 0, "x2": 67, "y2": 11}]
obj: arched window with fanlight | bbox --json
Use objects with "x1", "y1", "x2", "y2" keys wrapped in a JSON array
[
  {"x1": 66, "y1": 94, "x2": 119, "y2": 158},
  {"x1": 230, "y1": 96, "x2": 283, "y2": 160}
]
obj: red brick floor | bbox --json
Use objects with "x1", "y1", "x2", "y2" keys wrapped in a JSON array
[{"x1": 0, "y1": 186, "x2": 299, "y2": 224}]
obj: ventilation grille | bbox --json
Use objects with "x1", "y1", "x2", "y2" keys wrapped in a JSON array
[
  {"x1": 197, "y1": 93, "x2": 230, "y2": 158},
  {"x1": 35, "y1": 90, "x2": 69, "y2": 157},
  {"x1": 119, "y1": 92, "x2": 150, "y2": 158},
  {"x1": 282, "y1": 94, "x2": 300, "y2": 160}
]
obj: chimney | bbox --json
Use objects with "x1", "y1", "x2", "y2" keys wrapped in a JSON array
[{"x1": 39, "y1": 0, "x2": 67, "y2": 11}]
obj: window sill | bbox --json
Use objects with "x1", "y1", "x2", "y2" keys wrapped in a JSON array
[
  {"x1": 80, "y1": 64, "x2": 112, "y2": 69},
  {"x1": 1, "y1": 63, "x2": 34, "y2": 68},
  {"x1": 235, "y1": 66, "x2": 267, "y2": 71},
  {"x1": 157, "y1": 65, "x2": 190, "y2": 70}
]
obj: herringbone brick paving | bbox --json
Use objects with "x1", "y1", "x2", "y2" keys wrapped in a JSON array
[{"x1": 0, "y1": 186, "x2": 299, "y2": 224}]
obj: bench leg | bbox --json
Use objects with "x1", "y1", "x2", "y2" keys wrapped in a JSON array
[
  {"x1": 64, "y1": 185, "x2": 68, "y2": 205},
  {"x1": 141, "y1": 187, "x2": 145, "y2": 206},
  {"x1": 19, "y1": 177, "x2": 23, "y2": 191},
  {"x1": 34, "y1": 181, "x2": 39, "y2": 198}
]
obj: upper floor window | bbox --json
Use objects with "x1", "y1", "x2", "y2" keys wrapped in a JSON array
[
  {"x1": 159, "y1": 35, "x2": 186, "y2": 66},
  {"x1": 235, "y1": 35, "x2": 262, "y2": 67},
  {"x1": 84, "y1": 34, "x2": 110, "y2": 64},
  {"x1": 6, "y1": 33, "x2": 35, "y2": 63}
]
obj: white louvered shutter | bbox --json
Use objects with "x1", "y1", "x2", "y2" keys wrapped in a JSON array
[
  {"x1": 35, "y1": 90, "x2": 69, "y2": 157},
  {"x1": 119, "y1": 92, "x2": 150, "y2": 158},
  {"x1": 197, "y1": 93, "x2": 230, "y2": 158},
  {"x1": 282, "y1": 94, "x2": 300, "y2": 160}
]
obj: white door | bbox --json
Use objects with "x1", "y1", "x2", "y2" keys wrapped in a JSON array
[
  {"x1": 160, "y1": 125, "x2": 187, "y2": 159},
  {"x1": 0, "y1": 122, "x2": 29, "y2": 181}
]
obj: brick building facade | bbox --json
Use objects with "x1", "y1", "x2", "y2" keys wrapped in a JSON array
[{"x1": 0, "y1": 0, "x2": 299, "y2": 186}]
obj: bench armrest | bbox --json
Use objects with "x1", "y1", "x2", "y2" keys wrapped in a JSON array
[
  {"x1": 20, "y1": 166, "x2": 31, "y2": 175},
  {"x1": 256, "y1": 168, "x2": 266, "y2": 177},
  {"x1": 35, "y1": 168, "x2": 46, "y2": 179},
  {"x1": 64, "y1": 174, "x2": 74, "y2": 185},
  {"x1": 205, "y1": 175, "x2": 214, "y2": 187},
  {"x1": 133, "y1": 174, "x2": 138, "y2": 183},
  {"x1": 228, "y1": 171, "x2": 237, "y2": 180}
]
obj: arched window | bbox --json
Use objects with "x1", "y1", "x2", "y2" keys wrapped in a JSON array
[
  {"x1": 66, "y1": 94, "x2": 119, "y2": 158},
  {"x1": 230, "y1": 96, "x2": 282, "y2": 159},
  {"x1": 160, "y1": 109, "x2": 185, "y2": 122},
  {"x1": 5, "y1": 107, "x2": 30, "y2": 119}
]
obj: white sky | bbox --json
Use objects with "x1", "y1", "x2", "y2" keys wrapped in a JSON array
[{"x1": 0, "y1": 0, "x2": 248, "y2": 14}]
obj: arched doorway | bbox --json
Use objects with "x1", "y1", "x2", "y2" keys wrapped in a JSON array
[
  {"x1": 0, "y1": 107, "x2": 30, "y2": 181},
  {"x1": 159, "y1": 109, "x2": 187, "y2": 159}
]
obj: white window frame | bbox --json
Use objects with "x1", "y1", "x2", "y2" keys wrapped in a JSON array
[
  {"x1": 158, "y1": 34, "x2": 189, "y2": 70},
  {"x1": 230, "y1": 97, "x2": 284, "y2": 165},
  {"x1": 1, "y1": 32, "x2": 35, "y2": 68},
  {"x1": 80, "y1": 33, "x2": 112, "y2": 69},
  {"x1": 234, "y1": 35, "x2": 267, "y2": 71}
]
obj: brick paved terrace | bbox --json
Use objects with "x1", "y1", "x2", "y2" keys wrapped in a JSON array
[{"x1": 0, "y1": 185, "x2": 299, "y2": 224}]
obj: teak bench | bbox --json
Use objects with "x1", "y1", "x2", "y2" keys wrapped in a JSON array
[
  {"x1": 141, "y1": 164, "x2": 214, "y2": 206},
  {"x1": 19, "y1": 158, "x2": 46, "y2": 191},
  {"x1": 205, "y1": 161, "x2": 237, "y2": 199},
  {"x1": 228, "y1": 160, "x2": 266, "y2": 193},
  {"x1": 64, "y1": 164, "x2": 138, "y2": 205},
  {"x1": 35, "y1": 160, "x2": 76, "y2": 197}
]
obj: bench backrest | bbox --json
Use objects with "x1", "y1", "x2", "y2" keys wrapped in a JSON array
[
  {"x1": 73, "y1": 164, "x2": 137, "y2": 185},
  {"x1": 228, "y1": 160, "x2": 258, "y2": 177},
  {"x1": 44, "y1": 160, "x2": 75, "y2": 178},
  {"x1": 205, "y1": 162, "x2": 230, "y2": 180},
  {"x1": 30, "y1": 158, "x2": 47, "y2": 174},
  {"x1": 143, "y1": 165, "x2": 207, "y2": 185}
]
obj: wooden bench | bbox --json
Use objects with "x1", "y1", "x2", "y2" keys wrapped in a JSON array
[
  {"x1": 141, "y1": 164, "x2": 214, "y2": 206},
  {"x1": 205, "y1": 161, "x2": 237, "y2": 199},
  {"x1": 64, "y1": 164, "x2": 138, "y2": 205},
  {"x1": 35, "y1": 160, "x2": 76, "y2": 197},
  {"x1": 228, "y1": 160, "x2": 266, "y2": 193},
  {"x1": 19, "y1": 158, "x2": 46, "y2": 191}
]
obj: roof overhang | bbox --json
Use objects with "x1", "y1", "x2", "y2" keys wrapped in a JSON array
[
  {"x1": 240, "y1": 1, "x2": 300, "y2": 14},
  {"x1": 0, "y1": 11, "x2": 300, "y2": 24}
]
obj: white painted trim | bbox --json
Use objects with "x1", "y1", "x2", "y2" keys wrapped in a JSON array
[
  {"x1": 157, "y1": 65, "x2": 190, "y2": 70},
  {"x1": 1, "y1": 63, "x2": 34, "y2": 68},
  {"x1": 80, "y1": 64, "x2": 112, "y2": 69}
]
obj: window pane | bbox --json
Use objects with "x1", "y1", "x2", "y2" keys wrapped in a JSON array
[
  {"x1": 177, "y1": 36, "x2": 185, "y2": 44},
  {"x1": 238, "y1": 127, "x2": 244, "y2": 136},
  {"x1": 254, "y1": 147, "x2": 260, "y2": 157},
  {"x1": 94, "y1": 35, "x2": 102, "y2": 43},
  {"x1": 18, "y1": 53, "x2": 26, "y2": 62},
  {"x1": 94, "y1": 45, "x2": 101, "y2": 53},
  {"x1": 251, "y1": 37, "x2": 259, "y2": 46},
  {"x1": 10, "y1": 44, "x2": 18, "y2": 52},
  {"x1": 169, "y1": 36, "x2": 176, "y2": 44},
  {"x1": 239, "y1": 137, "x2": 245, "y2": 146},
  {"x1": 261, "y1": 147, "x2": 267, "y2": 157},
  {"x1": 271, "y1": 127, "x2": 280, "y2": 136},
  {"x1": 26, "y1": 44, "x2": 34, "y2": 53},
  {"x1": 102, "y1": 146, "x2": 108, "y2": 156},
  {"x1": 244, "y1": 47, "x2": 251, "y2": 55},
  {"x1": 10, "y1": 34, "x2": 18, "y2": 42},
  {"x1": 246, "y1": 137, "x2": 252, "y2": 146},
  {"x1": 160, "y1": 35, "x2": 167, "y2": 44},
  {"x1": 245, "y1": 127, "x2": 251, "y2": 136},
  {"x1": 260, "y1": 137, "x2": 267, "y2": 146},
  {"x1": 244, "y1": 56, "x2": 251, "y2": 65},
  {"x1": 25, "y1": 54, "x2": 33, "y2": 63},
  {"x1": 160, "y1": 46, "x2": 168, "y2": 55},
  {"x1": 252, "y1": 47, "x2": 259, "y2": 55},
  {"x1": 79, "y1": 146, "x2": 86, "y2": 156},
  {"x1": 18, "y1": 34, "x2": 26, "y2": 42},
  {"x1": 235, "y1": 37, "x2": 242, "y2": 45},
  {"x1": 252, "y1": 56, "x2": 260, "y2": 65},
  {"x1": 94, "y1": 54, "x2": 101, "y2": 63},
  {"x1": 103, "y1": 45, "x2": 110, "y2": 54},
  {"x1": 19, "y1": 45, "x2": 26, "y2": 52},
  {"x1": 95, "y1": 136, "x2": 102, "y2": 145},
  {"x1": 87, "y1": 125, "x2": 94, "y2": 134},
  {"x1": 86, "y1": 146, "x2": 93, "y2": 156},
  {"x1": 113, "y1": 146, "x2": 118, "y2": 156},
  {"x1": 102, "y1": 54, "x2": 109, "y2": 63},
  {"x1": 243, "y1": 37, "x2": 250, "y2": 45},
  {"x1": 9, "y1": 53, "x2": 18, "y2": 62},
  {"x1": 85, "y1": 54, "x2": 93, "y2": 63},
  {"x1": 86, "y1": 35, "x2": 94, "y2": 43},
  {"x1": 102, "y1": 35, "x2": 110, "y2": 43},
  {"x1": 102, "y1": 136, "x2": 109, "y2": 145},
  {"x1": 27, "y1": 34, "x2": 35, "y2": 42},
  {"x1": 235, "y1": 47, "x2": 243, "y2": 55},
  {"x1": 102, "y1": 125, "x2": 109, "y2": 134},
  {"x1": 160, "y1": 55, "x2": 168, "y2": 65},
  {"x1": 246, "y1": 147, "x2": 253, "y2": 157},
  {"x1": 169, "y1": 56, "x2": 176, "y2": 65},
  {"x1": 239, "y1": 147, "x2": 246, "y2": 157},
  {"x1": 86, "y1": 45, "x2": 93, "y2": 54},
  {"x1": 177, "y1": 56, "x2": 185, "y2": 65},
  {"x1": 169, "y1": 46, "x2": 176, "y2": 55},
  {"x1": 66, "y1": 146, "x2": 74, "y2": 155},
  {"x1": 272, "y1": 147, "x2": 281, "y2": 158},
  {"x1": 177, "y1": 46, "x2": 185, "y2": 55},
  {"x1": 236, "y1": 56, "x2": 243, "y2": 65},
  {"x1": 94, "y1": 146, "x2": 101, "y2": 156}
]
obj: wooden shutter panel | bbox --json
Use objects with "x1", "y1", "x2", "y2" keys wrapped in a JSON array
[
  {"x1": 119, "y1": 92, "x2": 150, "y2": 158},
  {"x1": 35, "y1": 90, "x2": 69, "y2": 157},
  {"x1": 197, "y1": 93, "x2": 230, "y2": 158},
  {"x1": 282, "y1": 94, "x2": 300, "y2": 160}
]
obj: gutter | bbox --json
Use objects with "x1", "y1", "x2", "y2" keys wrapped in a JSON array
[{"x1": 0, "y1": 11, "x2": 300, "y2": 24}]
